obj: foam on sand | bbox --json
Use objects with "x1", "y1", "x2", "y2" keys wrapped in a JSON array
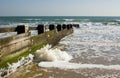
[{"x1": 39, "y1": 61, "x2": 120, "y2": 70}]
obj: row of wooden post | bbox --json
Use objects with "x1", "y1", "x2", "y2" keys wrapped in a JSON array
[{"x1": 15, "y1": 24, "x2": 79, "y2": 35}]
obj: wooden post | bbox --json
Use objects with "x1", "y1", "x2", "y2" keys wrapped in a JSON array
[
  {"x1": 49, "y1": 24, "x2": 55, "y2": 31},
  {"x1": 37, "y1": 24, "x2": 45, "y2": 34},
  {"x1": 69, "y1": 24, "x2": 73, "y2": 29},
  {"x1": 62, "y1": 24, "x2": 67, "y2": 29},
  {"x1": 73, "y1": 24, "x2": 80, "y2": 28},
  {"x1": 67, "y1": 24, "x2": 70, "y2": 30},
  {"x1": 56, "y1": 24, "x2": 62, "y2": 32},
  {"x1": 15, "y1": 25, "x2": 29, "y2": 34}
]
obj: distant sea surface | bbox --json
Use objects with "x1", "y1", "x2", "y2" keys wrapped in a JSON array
[{"x1": 0, "y1": 16, "x2": 120, "y2": 27}]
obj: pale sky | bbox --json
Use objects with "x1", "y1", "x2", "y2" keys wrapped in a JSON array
[{"x1": 0, "y1": 0, "x2": 120, "y2": 16}]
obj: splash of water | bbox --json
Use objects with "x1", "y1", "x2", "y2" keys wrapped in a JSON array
[
  {"x1": 0, "y1": 54, "x2": 34, "y2": 78},
  {"x1": 35, "y1": 44, "x2": 72, "y2": 62}
]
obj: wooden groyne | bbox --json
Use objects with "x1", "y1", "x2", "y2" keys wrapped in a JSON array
[{"x1": 0, "y1": 24, "x2": 79, "y2": 68}]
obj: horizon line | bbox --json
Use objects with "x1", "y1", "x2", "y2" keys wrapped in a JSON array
[{"x1": 0, "y1": 15, "x2": 120, "y2": 17}]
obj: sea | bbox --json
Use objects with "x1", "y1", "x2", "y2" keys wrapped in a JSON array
[
  {"x1": 0, "y1": 16, "x2": 120, "y2": 27},
  {"x1": 1, "y1": 16, "x2": 120, "y2": 78}
]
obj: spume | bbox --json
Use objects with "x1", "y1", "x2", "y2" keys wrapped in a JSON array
[
  {"x1": 0, "y1": 54, "x2": 34, "y2": 78},
  {"x1": 35, "y1": 44, "x2": 72, "y2": 61}
]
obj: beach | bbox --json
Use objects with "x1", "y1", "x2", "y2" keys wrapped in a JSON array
[{"x1": 1, "y1": 16, "x2": 120, "y2": 78}]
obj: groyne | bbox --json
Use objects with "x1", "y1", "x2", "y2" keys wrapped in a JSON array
[{"x1": 0, "y1": 24, "x2": 78, "y2": 68}]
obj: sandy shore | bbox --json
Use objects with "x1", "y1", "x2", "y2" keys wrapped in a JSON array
[{"x1": 7, "y1": 61, "x2": 120, "y2": 78}]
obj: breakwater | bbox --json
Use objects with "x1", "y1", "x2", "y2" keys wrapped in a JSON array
[{"x1": 0, "y1": 24, "x2": 78, "y2": 68}]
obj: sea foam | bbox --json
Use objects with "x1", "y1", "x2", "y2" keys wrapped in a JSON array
[
  {"x1": 0, "y1": 54, "x2": 34, "y2": 78},
  {"x1": 39, "y1": 61, "x2": 120, "y2": 70},
  {"x1": 37, "y1": 45, "x2": 120, "y2": 70},
  {"x1": 35, "y1": 44, "x2": 72, "y2": 61}
]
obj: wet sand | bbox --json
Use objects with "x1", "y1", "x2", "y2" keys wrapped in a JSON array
[
  {"x1": 7, "y1": 62, "x2": 120, "y2": 78},
  {"x1": 6, "y1": 62, "x2": 46, "y2": 78}
]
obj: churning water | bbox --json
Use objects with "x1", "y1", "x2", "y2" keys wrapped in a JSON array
[{"x1": 38, "y1": 24, "x2": 120, "y2": 78}]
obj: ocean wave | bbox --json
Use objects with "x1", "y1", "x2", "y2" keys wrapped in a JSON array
[
  {"x1": 64, "y1": 19, "x2": 75, "y2": 22},
  {"x1": 34, "y1": 44, "x2": 72, "y2": 61},
  {"x1": 24, "y1": 19, "x2": 41, "y2": 21}
]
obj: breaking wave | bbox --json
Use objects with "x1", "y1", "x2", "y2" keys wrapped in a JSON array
[{"x1": 35, "y1": 45, "x2": 72, "y2": 62}]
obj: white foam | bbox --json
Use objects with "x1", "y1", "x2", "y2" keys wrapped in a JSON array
[
  {"x1": 24, "y1": 19, "x2": 41, "y2": 21},
  {"x1": 60, "y1": 41, "x2": 120, "y2": 47},
  {"x1": 38, "y1": 62, "x2": 120, "y2": 70},
  {"x1": 64, "y1": 19, "x2": 74, "y2": 22},
  {"x1": 30, "y1": 30, "x2": 38, "y2": 37},
  {"x1": 0, "y1": 54, "x2": 34, "y2": 78},
  {"x1": 0, "y1": 32, "x2": 17, "y2": 38},
  {"x1": 35, "y1": 44, "x2": 72, "y2": 61}
]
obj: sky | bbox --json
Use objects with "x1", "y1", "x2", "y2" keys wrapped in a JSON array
[{"x1": 0, "y1": 0, "x2": 120, "y2": 16}]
